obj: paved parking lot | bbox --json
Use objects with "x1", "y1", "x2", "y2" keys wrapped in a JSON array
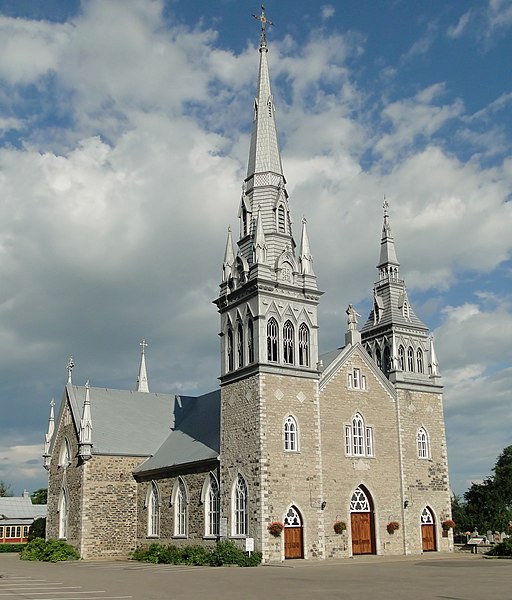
[{"x1": 1, "y1": 552, "x2": 511, "y2": 600}]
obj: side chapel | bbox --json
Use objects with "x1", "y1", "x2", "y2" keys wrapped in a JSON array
[{"x1": 43, "y1": 7, "x2": 452, "y2": 561}]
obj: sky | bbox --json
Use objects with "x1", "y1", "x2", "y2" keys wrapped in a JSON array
[{"x1": 0, "y1": 0, "x2": 510, "y2": 499}]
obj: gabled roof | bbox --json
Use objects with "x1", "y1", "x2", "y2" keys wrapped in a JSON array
[
  {"x1": 133, "y1": 390, "x2": 220, "y2": 475},
  {"x1": 0, "y1": 496, "x2": 47, "y2": 521},
  {"x1": 319, "y1": 342, "x2": 396, "y2": 399},
  {"x1": 64, "y1": 385, "x2": 175, "y2": 456}
]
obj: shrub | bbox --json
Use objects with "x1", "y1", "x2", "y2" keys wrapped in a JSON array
[
  {"x1": 28, "y1": 518, "x2": 46, "y2": 542},
  {"x1": 487, "y1": 538, "x2": 512, "y2": 557},
  {"x1": 20, "y1": 539, "x2": 80, "y2": 562},
  {"x1": 132, "y1": 540, "x2": 261, "y2": 567},
  {"x1": 0, "y1": 543, "x2": 25, "y2": 553}
]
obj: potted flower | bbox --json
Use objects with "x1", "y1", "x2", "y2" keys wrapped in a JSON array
[
  {"x1": 387, "y1": 521, "x2": 400, "y2": 534},
  {"x1": 333, "y1": 520, "x2": 347, "y2": 534},
  {"x1": 268, "y1": 521, "x2": 284, "y2": 537},
  {"x1": 442, "y1": 519, "x2": 455, "y2": 531}
]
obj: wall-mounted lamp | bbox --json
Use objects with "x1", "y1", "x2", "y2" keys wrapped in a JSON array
[
  {"x1": 404, "y1": 500, "x2": 409, "y2": 509},
  {"x1": 321, "y1": 501, "x2": 327, "y2": 510}
]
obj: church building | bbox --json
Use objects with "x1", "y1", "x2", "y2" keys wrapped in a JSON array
[{"x1": 43, "y1": 8, "x2": 452, "y2": 562}]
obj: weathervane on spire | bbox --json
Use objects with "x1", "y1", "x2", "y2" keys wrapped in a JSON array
[{"x1": 252, "y1": 3, "x2": 274, "y2": 48}]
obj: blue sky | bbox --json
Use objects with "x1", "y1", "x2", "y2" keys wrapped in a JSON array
[{"x1": 0, "y1": 0, "x2": 510, "y2": 498}]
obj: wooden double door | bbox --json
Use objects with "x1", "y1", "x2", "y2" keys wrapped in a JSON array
[
  {"x1": 284, "y1": 526, "x2": 303, "y2": 559},
  {"x1": 422, "y1": 524, "x2": 436, "y2": 551},
  {"x1": 351, "y1": 512, "x2": 375, "y2": 555}
]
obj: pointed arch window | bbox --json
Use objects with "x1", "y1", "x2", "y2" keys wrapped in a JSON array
[
  {"x1": 298, "y1": 323, "x2": 310, "y2": 367},
  {"x1": 147, "y1": 482, "x2": 160, "y2": 538},
  {"x1": 227, "y1": 327, "x2": 234, "y2": 372},
  {"x1": 421, "y1": 506, "x2": 434, "y2": 524},
  {"x1": 283, "y1": 320, "x2": 294, "y2": 364},
  {"x1": 237, "y1": 322, "x2": 244, "y2": 368},
  {"x1": 247, "y1": 318, "x2": 255, "y2": 364},
  {"x1": 398, "y1": 345, "x2": 405, "y2": 370},
  {"x1": 417, "y1": 427, "x2": 430, "y2": 459},
  {"x1": 58, "y1": 437, "x2": 71, "y2": 467},
  {"x1": 345, "y1": 412, "x2": 374, "y2": 457},
  {"x1": 58, "y1": 488, "x2": 68, "y2": 539},
  {"x1": 383, "y1": 346, "x2": 391, "y2": 375},
  {"x1": 375, "y1": 347, "x2": 382, "y2": 370},
  {"x1": 267, "y1": 317, "x2": 279, "y2": 362},
  {"x1": 241, "y1": 206, "x2": 248, "y2": 237},
  {"x1": 350, "y1": 487, "x2": 371, "y2": 512},
  {"x1": 173, "y1": 478, "x2": 188, "y2": 537},
  {"x1": 407, "y1": 346, "x2": 414, "y2": 371},
  {"x1": 403, "y1": 300, "x2": 410, "y2": 320},
  {"x1": 416, "y1": 348, "x2": 424, "y2": 374},
  {"x1": 277, "y1": 205, "x2": 286, "y2": 233},
  {"x1": 233, "y1": 475, "x2": 248, "y2": 536},
  {"x1": 284, "y1": 416, "x2": 298, "y2": 452},
  {"x1": 205, "y1": 473, "x2": 220, "y2": 537}
]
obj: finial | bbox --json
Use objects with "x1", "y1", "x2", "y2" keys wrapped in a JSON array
[
  {"x1": 302, "y1": 216, "x2": 307, "y2": 225},
  {"x1": 140, "y1": 339, "x2": 148, "y2": 354},
  {"x1": 67, "y1": 356, "x2": 74, "y2": 384},
  {"x1": 50, "y1": 398, "x2": 55, "y2": 408},
  {"x1": 383, "y1": 195, "x2": 389, "y2": 216},
  {"x1": 252, "y1": 3, "x2": 274, "y2": 49}
]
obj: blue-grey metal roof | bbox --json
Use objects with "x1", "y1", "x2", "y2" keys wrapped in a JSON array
[
  {"x1": 0, "y1": 496, "x2": 47, "y2": 521},
  {"x1": 134, "y1": 390, "x2": 220, "y2": 474},
  {"x1": 67, "y1": 385, "x2": 175, "y2": 456}
]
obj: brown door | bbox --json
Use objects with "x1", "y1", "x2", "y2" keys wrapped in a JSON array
[
  {"x1": 422, "y1": 524, "x2": 436, "y2": 551},
  {"x1": 351, "y1": 512, "x2": 374, "y2": 555},
  {"x1": 284, "y1": 527, "x2": 303, "y2": 559}
]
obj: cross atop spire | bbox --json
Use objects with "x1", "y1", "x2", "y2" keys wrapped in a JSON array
[
  {"x1": 67, "y1": 356, "x2": 74, "y2": 384},
  {"x1": 252, "y1": 3, "x2": 274, "y2": 49}
]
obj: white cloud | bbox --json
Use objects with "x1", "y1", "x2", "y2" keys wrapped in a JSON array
[
  {"x1": 447, "y1": 11, "x2": 473, "y2": 38},
  {"x1": 320, "y1": 5, "x2": 335, "y2": 21}
]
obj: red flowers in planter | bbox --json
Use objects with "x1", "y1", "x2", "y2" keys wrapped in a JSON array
[
  {"x1": 387, "y1": 521, "x2": 400, "y2": 534},
  {"x1": 333, "y1": 521, "x2": 347, "y2": 534},
  {"x1": 442, "y1": 519, "x2": 456, "y2": 530},
  {"x1": 268, "y1": 521, "x2": 284, "y2": 537}
]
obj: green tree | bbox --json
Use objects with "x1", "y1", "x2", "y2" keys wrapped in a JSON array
[
  {"x1": 27, "y1": 517, "x2": 46, "y2": 541},
  {"x1": 451, "y1": 494, "x2": 470, "y2": 532},
  {"x1": 31, "y1": 488, "x2": 47, "y2": 504},
  {"x1": 0, "y1": 480, "x2": 12, "y2": 497},
  {"x1": 463, "y1": 445, "x2": 512, "y2": 532}
]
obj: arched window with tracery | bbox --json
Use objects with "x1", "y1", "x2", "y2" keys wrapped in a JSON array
[
  {"x1": 58, "y1": 488, "x2": 68, "y2": 539},
  {"x1": 205, "y1": 472, "x2": 220, "y2": 537},
  {"x1": 147, "y1": 482, "x2": 160, "y2": 538},
  {"x1": 283, "y1": 320, "x2": 294, "y2": 364},
  {"x1": 417, "y1": 427, "x2": 430, "y2": 459},
  {"x1": 345, "y1": 412, "x2": 373, "y2": 457},
  {"x1": 173, "y1": 478, "x2": 188, "y2": 537},
  {"x1": 375, "y1": 347, "x2": 382, "y2": 370},
  {"x1": 350, "y1": 487, "x2": 371, "y2": 512},
  {"x1": 267, "y1": 318, "x2": 278, "y2": 362},
  {"x1": 416, "y1": 348, "x2": 424, "y2": 373},
  {"x1": 237, "y1": 322, "x2": 244, "y2": 368},
  {"x1": 407, "y1": 346, "x2": 414, "y2": 371},
  {"x1": 227, "y1": 327, "x2": 234, "y2": 372},
  {"x1": 247, "y1": 318, "x2": 255, "y2": 364},
  {"x1": 298, "y1": 323, "x2": 310, "y2": 367},
  {"x1": 59, "y1": 437, "x2": 71, "y2": 467},
  {"x1": 284, "y1": 416, "x2": 298, "y2": 451},
  {"x1": 398, "y1": 345, "x2": 405, "y2": 370},
  {"x1": 232, "y1": 475, "x2": 248, "y2": 536}
]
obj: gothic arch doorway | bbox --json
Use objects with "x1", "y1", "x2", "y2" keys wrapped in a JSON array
[
  {"x1": 350, "y1": 486, "x2": 376, "y2": 555},
  {"x1": 284, "y1": 506, "x2": 303, "y2": 559},
  {"x1": 421, "y1": 506, "x2": 437, "y2": 552}
]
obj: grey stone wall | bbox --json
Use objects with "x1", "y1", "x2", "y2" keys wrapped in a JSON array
[
  {"x1": 135, "y1": 464, "x2": 219, "y2": 549},
  {"x1": 397, "y1": 387, "x2": 453, "y2": 554}
]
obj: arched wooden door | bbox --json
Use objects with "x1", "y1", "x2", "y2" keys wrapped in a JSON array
[
  {"x1": 421, "y1": 507, "x2": 436, "y2": 552},
  {"x1": 284, "y1": 506, "x2": 304, "y2": 559},
  {"x1": 350, "y1": 486, "x2": 376, "y2": 555}
]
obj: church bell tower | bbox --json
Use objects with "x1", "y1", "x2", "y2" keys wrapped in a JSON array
[{"x1": 214, "y1": 5, "x2": 324, "y2": 561}]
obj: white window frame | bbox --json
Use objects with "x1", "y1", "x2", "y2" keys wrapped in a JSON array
[
  {"x1": 58, "y1": 488, "x2": 68, "y2": 539},
  {"x1": 348, "y1": 368, "x2": 367, "y2": 390},
  {"x1": 417, "y1": 427, "x2": 430, "y2": 459},
  {"x1": 204, "y1": 472, "x2": 220, "y2": 537},
  {"x1": 173, "y1": 478, "x2": 188, "y2": 538},
  {"x1": 232, "y1": 474, "x2": 248, "y2": 537},
  {"x1": 58, "y1": 437, "x2": 71, "y2": 467},
  {"x1": 147, "y1": 482, "x2": 160, "y2": 538},
  {"x1": 284, "y1": 415, "x2": 299, "y2": 452},
  {"x1": 345, "y1": 413, "x2": 374, "y2": 458}
]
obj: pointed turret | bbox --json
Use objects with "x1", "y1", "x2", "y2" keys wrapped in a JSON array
[
  {"x1": 43, "y1": 398, "x2": 55, "y2": 470},
  {"x1": 299, "y1": 217, "x2": 314, "y2": 276},
  {"x1": 253, "y1": 206, "x2": 267, "y2": 264},
  {"x1": 136, "y1": 340, "x2": 150, "y2": 393},
  {"x1": 361, "y1": 201, "x2": 440, "y2": 389},
  {"x1": 428, "y1": 336, "x2": 440, "y2": 379},
  {"x1": 78, "y1": 381, "x2": 93, "y2": 461}
]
